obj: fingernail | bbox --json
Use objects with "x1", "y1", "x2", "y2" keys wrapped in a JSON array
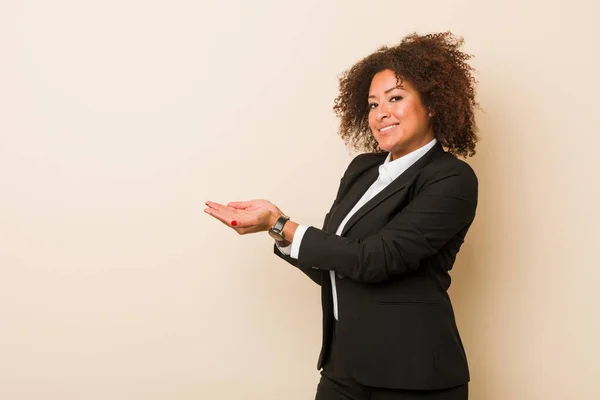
[{"x1": 231, "y1": 220, "x2": 237, "y2": 226}]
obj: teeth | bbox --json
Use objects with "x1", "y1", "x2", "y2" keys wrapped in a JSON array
[{"x1": 380, "y1": 124, "x2": 398, "y2": 132}]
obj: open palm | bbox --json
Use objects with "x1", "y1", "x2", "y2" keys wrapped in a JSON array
[{"x1": 205, "y1": 199, "x2": 282, "y2": 235}]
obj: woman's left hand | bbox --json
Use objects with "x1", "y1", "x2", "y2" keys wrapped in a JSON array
[{"x1": 204, "y1": 199, "x2": 282, "y2": 235}]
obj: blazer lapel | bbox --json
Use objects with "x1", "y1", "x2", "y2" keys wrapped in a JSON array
[
  {"x1": 325, "y1": 157, "x2": 382, "y2": 234},
  {"x1": 340, "y1": 143, "x2": 445, "y2": 236}
]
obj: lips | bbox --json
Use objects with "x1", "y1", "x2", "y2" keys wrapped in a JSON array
[{"x1": 379, "y1": 123, "x2": 399, "y2": 133}]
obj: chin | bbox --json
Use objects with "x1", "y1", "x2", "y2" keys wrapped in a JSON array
[
  {"x1": 378, "y1": 141, "x2": 403, "y2": 154},
  {"x1": 375, "y1": 139, "x2": 393, "y2": 151}
]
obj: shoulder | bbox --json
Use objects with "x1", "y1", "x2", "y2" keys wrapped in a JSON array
[
  {"x1": 345, "y1": 152, "x2": 387, "y2": 175},
  {"x1": 427, "y1": 152, "x2": 477, "y2": 183},
  {"x1": 418, "y1": 152, "x2": 478, "y2": 202},
  {"x1": 331, "y1": 152, "x2": 385, "y2": 189}
]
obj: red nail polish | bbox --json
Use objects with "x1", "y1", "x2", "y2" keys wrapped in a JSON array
[{"x1": 231, "y1": 220, "x2": 237, "y2": 226}]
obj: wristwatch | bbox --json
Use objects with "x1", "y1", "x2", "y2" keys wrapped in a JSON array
[{"x1": 268, "y1": 215, "x2": 290, "y2": 242}]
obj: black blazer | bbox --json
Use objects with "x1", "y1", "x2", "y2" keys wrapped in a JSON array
[{"x1": 274, "y1": 142, "x2": 477, "y2": 391}]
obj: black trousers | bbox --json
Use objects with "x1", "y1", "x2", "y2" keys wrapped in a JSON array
[{"x1": 315, "y1": 323, "x2": 468, "y2": 400}]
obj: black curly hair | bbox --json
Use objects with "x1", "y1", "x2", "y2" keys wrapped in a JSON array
[{"x1": 333, "y1": 32, "x2": 479, "y2": 158}]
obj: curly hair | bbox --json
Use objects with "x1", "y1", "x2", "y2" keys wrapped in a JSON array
[{"x1": 333, "y1": 32, "x2": 479, "y2": 158}]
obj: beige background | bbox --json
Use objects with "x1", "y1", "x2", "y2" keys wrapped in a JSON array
[{"x1": 1, "y1": 0, "x2": 599, "y2": 399}]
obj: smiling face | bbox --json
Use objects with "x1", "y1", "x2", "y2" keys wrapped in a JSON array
[{"x1": 368, "y1": 69, "x2": 434, "y2": 160}]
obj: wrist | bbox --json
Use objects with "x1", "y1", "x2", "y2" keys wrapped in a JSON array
[
  {"x1": 276, "y1": 239, "x2": 292, "y2": 247},
  {"x1": 281, "y1": 221, "x2": 299, "y2": 244}
]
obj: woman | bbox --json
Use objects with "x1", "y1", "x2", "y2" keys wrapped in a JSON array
[{"x1": 205, "y1": 32, "x2": 478, "y2": 400}]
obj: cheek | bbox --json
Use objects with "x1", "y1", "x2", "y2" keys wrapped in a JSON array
[
  {"x1": 368, "y1": 112, "x2": 377, "y2": 131},
  {"x1": 396, "y1": 104, "x2": 424, "y2": 126},
  {"x1": 390, "y1": 103, "x2": 407, "y2": 119}
]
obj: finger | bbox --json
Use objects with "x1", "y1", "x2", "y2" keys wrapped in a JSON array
[
  {"x1": 227, "y1": 201, "x2": 252, "y2": 209},
  {"x1": 204, "y1": 207, "x2": 237, "y2": 227},
  {"x1": 206, "y1": 202, "x2": 241, "y2": 219},
  {"x1": 205, "y1": 201, "x2": 229, "y2": 210},
  {"x1": 205, "y1": 207, "x2": 258, "y2": 229}
]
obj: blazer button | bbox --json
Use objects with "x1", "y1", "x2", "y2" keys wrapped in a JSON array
[
  {"x1": 311, "y1": 266, "x2": 319, "y2": 270},
  {"x1": 336, "y1": 272, "x2": 345, "y2": 279}
]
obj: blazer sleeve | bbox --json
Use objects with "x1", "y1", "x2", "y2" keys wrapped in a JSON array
[
  {"x1": 272, "y1": 212, "x2": 331, "y2": 286},
  {"x1": 295, "y1": 165, "x2": 478, "y2": 283}
]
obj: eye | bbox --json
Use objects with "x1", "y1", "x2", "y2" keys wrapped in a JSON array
[
  {"x1": 390, "y1": 96, "x2": 403, "y2": 102},
  {"x1": 368, "y1": 103, "x2": 378, "y2": 110}
]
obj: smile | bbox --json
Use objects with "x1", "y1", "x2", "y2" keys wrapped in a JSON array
[{"x1": 379, "y1": 124, "x2": 399, "y2": 133}]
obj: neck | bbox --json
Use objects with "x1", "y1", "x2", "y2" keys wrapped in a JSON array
[{"x1": 390, "y1": 136, "x2": 435, "y2": 161}]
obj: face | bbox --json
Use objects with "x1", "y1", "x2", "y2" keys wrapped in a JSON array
[{"x1": 368, "y1": 69, "x2": 434, "y2": 160}]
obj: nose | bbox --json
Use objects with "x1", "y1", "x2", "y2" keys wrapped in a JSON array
[{"x1": 375, "y1": 103, "x2": 391, "y2": 122}]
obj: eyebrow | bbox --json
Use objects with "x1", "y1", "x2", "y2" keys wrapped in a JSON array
[{"x1": 368, "y1": 86, "x2": 403, "y2": 99}]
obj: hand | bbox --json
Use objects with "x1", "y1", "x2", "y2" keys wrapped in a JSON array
[
  {"x1": 227, "y1": 199, "x2": 283, "y2": 217},
  {"x1": 204, "y1": 199, "x2": 283, "y2": 235}
]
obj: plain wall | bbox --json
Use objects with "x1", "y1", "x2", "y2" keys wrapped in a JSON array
[{"x1": 1, "y1": 1, "x2": 598, "y2": 399}]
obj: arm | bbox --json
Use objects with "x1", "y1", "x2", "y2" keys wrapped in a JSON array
[
  {"x1": 204, "y1": 154, "x2": 380, "y2": 281},
  {"x1": 271, "y1": 211, "x2": 333, "y2": 285},
  {"x1": 294, "y1": 169, "x2": 478, "y2": 283},
  {"x1": 273, "y1": 242, "x2": 323, "y2": 285},
  {"x1": 269, "y1": 156, "x2": 358, "y2": 284}
]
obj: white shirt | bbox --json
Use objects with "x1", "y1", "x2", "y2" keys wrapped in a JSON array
[{"x1": 277, "y1": 138, "x2": 437, "y2": 320}]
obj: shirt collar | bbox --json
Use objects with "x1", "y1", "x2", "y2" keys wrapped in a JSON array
[{"x1": 378, "y1": 138, "x2": 438, "y2": 183}]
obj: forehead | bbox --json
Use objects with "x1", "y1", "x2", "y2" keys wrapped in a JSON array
[{"x1": 369, "y1": 69, "x2": 415, "y2": 93}]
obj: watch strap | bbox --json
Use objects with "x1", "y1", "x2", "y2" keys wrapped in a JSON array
[{"x1": 272, "y1": 215, "x2": 290, "y2": 234}]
